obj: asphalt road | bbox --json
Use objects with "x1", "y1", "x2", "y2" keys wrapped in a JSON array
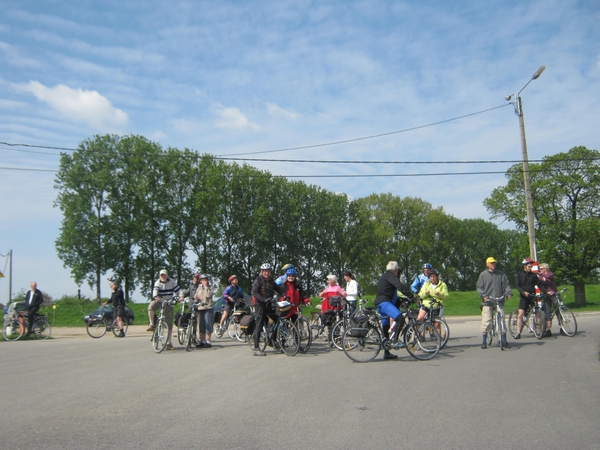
[{"x1": 1, "y1": 314, "x2": 599, "y2": 450}]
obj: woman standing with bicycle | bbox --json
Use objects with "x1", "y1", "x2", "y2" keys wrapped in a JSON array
[
  {"x1": 195, "y1": 274, "x2": 215, "y2": 348},
  {"x1": 343, "y1": 270, "x2": 358, "y2": 313},
  {"x1": 538, "y1": 263, "x2": 558, "y2": 337},
  {"x1": 417, "y1": 269, "x2": 448, "y2": 330}
]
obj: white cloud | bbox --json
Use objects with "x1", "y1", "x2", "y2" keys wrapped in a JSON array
[
  {"x1": 266, "y1": 102, "x2": 300, "y2": 120},
  {"x1": 213, "y1": 104, "x2": 260, "y2": 131},
  {"x1": 19, "y1": 81, "x2": 129, "y2": 132}
]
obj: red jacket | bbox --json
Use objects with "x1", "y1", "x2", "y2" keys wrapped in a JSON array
[{"x1": 282, "y1": 280, "x2": 310, "y2": 318}]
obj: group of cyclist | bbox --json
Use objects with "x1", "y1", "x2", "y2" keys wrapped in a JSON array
[
  {"x1": 140, "y1": 254, "x2": 563, "y2": 358},
  {"x1": 477, "y1": 256, "x2": 561, "y2": 349}
]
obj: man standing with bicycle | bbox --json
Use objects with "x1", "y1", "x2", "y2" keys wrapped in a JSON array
[
  {"x1": 25, "y1": 281, "x2": 43, "y2": 335},
  {"x1": 148, "y1": 269, "x2": 180, "y2": 350},
  {"x1": 251, "y1": 263, "x2": 285, "y2": 356},
  {"x1": 477, "y1": 257, "x2": 512, "y2": 349},
  {"x1": 104, "y1": 280, "x2": 126, "y2": 337},
  {"x1": 538, "y1": 263, "x2": 558, "y2": 337},
  {"x1": 514, "y1": 258, "x2": 546, "y2": 340}
]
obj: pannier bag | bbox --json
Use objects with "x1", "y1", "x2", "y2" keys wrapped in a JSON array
[
  {"x1": 239, "y1": 314, "x2": 255, "y2": 335},
  {"x1": 349, "y1": 313, "x2": 369, "y2": 337},
  {"x1": 233, "y1": 310, "x2": 246, "y2": 323},
  {"x1": 174, "y1": 312, "x2": 191, "y2": 326}
]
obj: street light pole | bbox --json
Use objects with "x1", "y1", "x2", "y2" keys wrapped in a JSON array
[{"x1": 506, "y1": 65, "x2": 545, "y2": 262}]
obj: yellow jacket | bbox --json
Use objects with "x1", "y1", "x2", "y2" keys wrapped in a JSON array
[{"x1": 418, "y1": 280, "x2": 449, "y2": 308}]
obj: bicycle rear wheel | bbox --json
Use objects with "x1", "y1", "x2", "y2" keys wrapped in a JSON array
[
  {"x1": 433, "y1": 318, "x2": 449, "y2": 349},
  {"x1": 507, "y1": 309, "x2": 519, "y2": 338},
  {"x1": 296, "y1": 316, "x2": 312, "y2": 353},
  {"x1": 404, "y1": 322, "x2": 440, "y2": 360},
  {"x1": 152, "y1": 319, "x2": 169, "y2": 353},
  {"x1": 278, "y1": 319, "x2": 300, "y2": 356},
  {"x1": 248, "y1": 326, "x2": 268, "y2": 352},
  {"x1": 531, "y1": 310, "x2": 546, "y2": 339},
  {"x1": 342, "y1": 324, "x2": 381, "y2": 363},
  {"x1": 111, "y1": 318, "x2": 128, "y2": 337},
  {"x1": 2, "y1": 318, "x2": 25, "y2": 341},
  {"x1": 33, "y1": 317, "x2": 51, "y2": 340},
  {"x1": 558, "y1": 306, "x2": 577, "y2": 336},
  {"x1": 86, "y1": 318, "x2": 108, "y2": 339}
]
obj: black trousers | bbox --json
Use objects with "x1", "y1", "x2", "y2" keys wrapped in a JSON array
[{"x1": 27, "y1": 305, "x2": 40, "y2": 330}]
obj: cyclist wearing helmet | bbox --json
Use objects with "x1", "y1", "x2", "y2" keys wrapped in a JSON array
[
  {"x1": 281, "y1": 268, "x2": 311, "y2": 320},
  {"x1": 251, "y1": 263, "x2": 285, "y2": 356},
  {"x1": 411, "y1": 263, "x2": 432, "y2": 294},
  {"x1": 477, "y1": 257, "x2": 512, "y2": 349},
  {"x1": 417, "y1": 269, "x2": 449, "y2": 332},
  {"x1": 514, "y1": 257, "x2": 546, "y2": 339},
  {"x1": 375, "y1": 261, "x2": 414, "y2": 360},
  {"x1": 275, "y1": 263, "x2": 295, "y2": 285},
  {"x1": 219, "y1": 275, "x2": 245, "y2": 332}
]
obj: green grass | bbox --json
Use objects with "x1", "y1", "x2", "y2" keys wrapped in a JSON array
[{"x1": 1, "y1": 285, "x2": 598, "y2": 334}]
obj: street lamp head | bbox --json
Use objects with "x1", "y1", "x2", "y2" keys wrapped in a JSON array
[
  {"x1": 532, "y1": 65, "x2": 546, "y2": 80},
  {"x1": 505, "y1": 94, "x2": 513, "y2": 101}
]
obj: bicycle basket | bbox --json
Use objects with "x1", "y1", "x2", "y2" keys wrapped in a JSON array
[
  {"x1": 276, "y1": 301, "x2": 292, "y2": 317},
  {"x1": 349, "y1": 313, "x2": 369, "y2": 337}
]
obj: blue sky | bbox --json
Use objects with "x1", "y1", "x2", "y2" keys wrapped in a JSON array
[{"x1": 1, "y1": 0, "x2": 599, "y2": 302}]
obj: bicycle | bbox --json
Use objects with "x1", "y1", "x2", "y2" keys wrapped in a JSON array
[
  {"x1": 292, "y1": 303, "x2": 313, "y2": 353},
  {"x1": 216, "y1": 299, "x2": 247, "y2": 340},
  {"x1": 3, "y1": 304, "x2": 52, "y2": 341},
  {"x1": 86, "y1": 306, "x2": 128, "y2": 339},
  {"x1": 176, "y1": 299, "x2": 190, "y2": 345},
  {"x1": 151, "y1": 298, "x2": 178, "y2": 353},
  {"x1": 546, "y1": 288, "x2": 577, "y2": 336},
  {"x1": 484, "y1": 296, "x2": 507, "y2": 350},
  {"x1": 330, "y1": 296, "x2": 369, "y2": 350},
  {"x1": 508, "y1": 294, "x2": 545, "y2": 339},
  {"x1": 185, "y1": 302, "x2": 199, "y2": 351},
  {"x1": 419, "y1": 296, "x2": 450, "y2": 349},
  {"x1": 247, "y1": 299, "x2": 300, "y2": 356}
]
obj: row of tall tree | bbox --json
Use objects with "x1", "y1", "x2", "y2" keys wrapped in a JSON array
[{"x1": 54, "y1": 136, "x2": 598, "y2": 305}]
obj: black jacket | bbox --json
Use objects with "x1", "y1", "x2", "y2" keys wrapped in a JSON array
[
  {"x1": 26, "y1": 289, "x2": 44, "y2": 308},
  {"x1": 515, "y1": 271, "x2": 546, "y2": 299},
  {"x1": 252, "y1": 276, "x2": 284, "y2": 303},
  {"x1": 107, "y1": 288, "x2": 126, "y2": 308},
  {"x1": 374, "y1": 271, "x2": 413, "y2": 306}
]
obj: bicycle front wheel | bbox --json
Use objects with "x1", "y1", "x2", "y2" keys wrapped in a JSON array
[
  {"x1": 177, "y1": 316, "x2": 188, "y2": 345},
  {"x1": 309, "y1": 314, "x2": 322, "y2": 339},
  {"x1": 33, "y1": 317, "x2": 51, "y2": 340},
  {"x1": 278, "y1": 319, "x2": 300, "y2": 356},
  {"x1": 152, "y1": 319, "x2": 169, "y2": 353},
  {"x1": 330, "y1": 320, "x2": 345, "y2": 350},
  {"x1": 296, "y1": 316, "x2": 312, "y2": 353},
  {"x1": 186, "y1": 318, "x2": 196, "y2": 351},
  {"x1": 558, "y1": 306, "x2": 577, "y2": 336},
  {"x1": 86, "y1": 318, "x2": 108, "y2": 339},
  {"x1": 486, "y1": 317, "x2": 494, "y2": 347},
  {"x1": 531, "y1": 310, "x2": 546, "y2": 339},
  {"x1": 2, "y1": 318, "x2": 25, "y2": 341},
  {"x1": 342, "y1": 325, "x2": 381, "y2": 363},
  {"x1": 404, "y1": 322, "x2": 441, "y2": 360},
  {"x1": 507, "y1": 309, "x2": 519, "y2": 338}
]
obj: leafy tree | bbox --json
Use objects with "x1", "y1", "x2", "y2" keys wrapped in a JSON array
[
  {"x1": 54, "y1": 135, "x2": 120, "y2": 302},
  {"x1": 485, "y1": 146, "x2": 600, "y2": 305}
]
